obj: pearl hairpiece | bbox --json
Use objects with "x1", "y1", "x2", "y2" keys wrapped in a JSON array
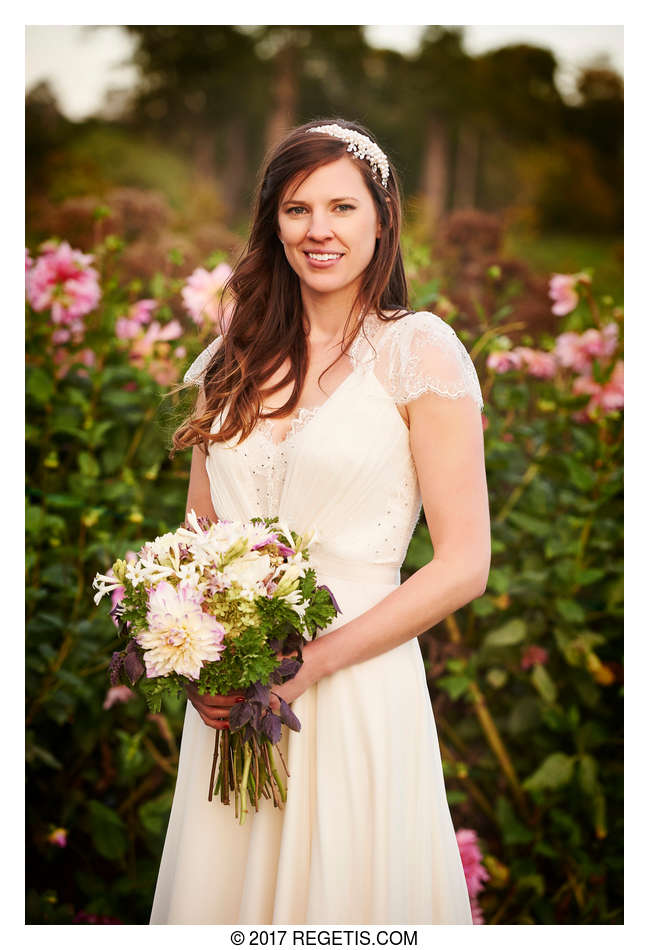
[{"x1": 306, "y1": 124, "x2": 390, "y2": 188}]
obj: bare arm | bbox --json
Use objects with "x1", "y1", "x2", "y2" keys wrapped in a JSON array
[
  {"x1": 303, "y1": 392, "x2": 491, "y2": 681},
  {"x1": 184, "y1": 388, "x2": 218, "y2": 523},
  {"x1": 183, "y1": 388, "x2": 241, "y2": 724}
]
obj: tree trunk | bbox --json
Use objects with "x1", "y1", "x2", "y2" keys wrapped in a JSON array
[
  {"x1": 419, "y1": 114, "x2": 449, "y2": 236},
  {"x1": 265, "y1": 44, "x2": 298, "y2": 152},
  {"x1": 454, "y1": 123, "x2": 480, "y2": 209},
  {"x1": 221, "y1": 115, "x2": 247, "y2": 223}
]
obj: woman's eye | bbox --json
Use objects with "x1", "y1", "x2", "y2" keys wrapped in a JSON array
[
  {"x1": 336, "y1": 204, "x2": 354, "y2": 212},
  {"x1": 286, "y1": 207, "x2": 306, "y2": 215}
]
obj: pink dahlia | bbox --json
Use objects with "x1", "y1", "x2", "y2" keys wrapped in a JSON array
[
  {"x1": 181, "y1": 263, "x2": 232, "y2": 327},
  {"x1": 26, "y1": 241, "x2": 101, "y2": 325},
  {"x1": 103, "y1": 685, "x2": 136, "y2": 709},
  {"x1": 137, "y1": 580, "x2": 226, "y2": 680},
  {"x1": 521, "y1": 644, "x2": 549, "y2": 670},
  {"x1": 130, "y1": 298, "x2": 156, "y2": 325},
  {"x1": 514, "y1": 346, "x2": 558, "y2": 380},
  {"x1": 456, "y1": 828, "x2": 490, "y2": 900},
  {"x1": 486, "y1": 350, "x2": 524, "y2": 373},
  {"x1": 573, "y1": 360, "x2": 624, "y2": 415},
  {"x1": 549, "y1": 273, "x2": 579, "y2": 316},
  {"x1": 554, "y1": 323, "x2": 619, "y2": 374},
  {"x1": 129, "y1": 319, "x2": 183, "y2": 362}
]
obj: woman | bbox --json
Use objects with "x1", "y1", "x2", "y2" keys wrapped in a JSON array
[{"x1": 150, "y1": 119, "x2": 490, "y2": 925}]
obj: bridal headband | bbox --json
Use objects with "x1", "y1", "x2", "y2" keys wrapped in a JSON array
[{"x1": 305, "y1": 124, "x2": 390, "y2": 189}]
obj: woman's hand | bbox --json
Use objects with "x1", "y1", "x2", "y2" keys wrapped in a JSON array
[
  {"x1": 268, "y1": 644, "x2": 319, "y2": 713},
  {"x1": 185, "y1": 683, "x2": 245, "y2": 730}
]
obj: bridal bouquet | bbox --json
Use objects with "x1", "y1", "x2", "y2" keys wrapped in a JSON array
[{"x1": 92, "y1": 511, "x2": 340, "y2": 824}]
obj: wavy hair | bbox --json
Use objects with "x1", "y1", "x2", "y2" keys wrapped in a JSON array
[{"x1": 171, "y1": 117, "x2": 413, "y2": 455}]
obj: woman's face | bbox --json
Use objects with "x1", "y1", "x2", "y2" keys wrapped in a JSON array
[{"x1": 277, "y1": 155, "x2": 382, "y2": 303}]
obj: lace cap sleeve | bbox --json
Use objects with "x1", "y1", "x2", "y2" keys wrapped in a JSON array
[
  {"x1": 380, "y1": 311, "x2": 484, "y2": 411},
  {"x1": 183, "y1": 335, "x2": 223, "y2": 386}
]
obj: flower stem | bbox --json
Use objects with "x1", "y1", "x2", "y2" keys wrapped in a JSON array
[
  {"x1": 239, "y1": 742, "x2": 253, "y2": 825},
  {"x1": 208, "y1": 730, "x2": 220, "y2": 802},
  {"x1": 265, "y1": 739, "x2": 286, "y2": 803}
]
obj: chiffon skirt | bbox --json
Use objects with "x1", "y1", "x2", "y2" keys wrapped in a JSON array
[{"x1": 149, "y1": 568, "x2": 472, "y2": 925}]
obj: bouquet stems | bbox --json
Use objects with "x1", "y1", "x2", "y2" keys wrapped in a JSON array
[{"x1": 206, "y1": 725, "x2": 290, "y2": 823}]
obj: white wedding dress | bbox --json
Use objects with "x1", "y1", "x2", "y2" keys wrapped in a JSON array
[{"x1": 149, "y1": 310, "x2": 483, "y2": 925}]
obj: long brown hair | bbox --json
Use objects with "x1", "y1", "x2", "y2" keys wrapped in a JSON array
[{"x1": 172, "y1": 117, "x2": 412, "y2": 455}]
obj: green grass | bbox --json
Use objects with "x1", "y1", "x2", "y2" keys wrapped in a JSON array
[{"x1": 504, "y1": 231, "x2": 624, "y2": 303}]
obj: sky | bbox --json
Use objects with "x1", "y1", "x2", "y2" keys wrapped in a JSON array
[{"x1": 25, "y1": 24, "x2": 624, "y2": 121}]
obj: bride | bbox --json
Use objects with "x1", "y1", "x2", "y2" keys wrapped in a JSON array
[{"x1": 150, "y1": 119, "x2": 490, "y2": 925}]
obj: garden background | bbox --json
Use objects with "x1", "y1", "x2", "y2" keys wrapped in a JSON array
[{"x1": 25, "y1": 24, "x2": 623, "y2": 925}]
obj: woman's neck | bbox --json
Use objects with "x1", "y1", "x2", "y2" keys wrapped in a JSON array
[{"x1": 300, "y1": 286, "x2": 365, "y2": 345}]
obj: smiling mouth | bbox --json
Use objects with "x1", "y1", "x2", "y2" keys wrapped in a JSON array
[{"x1": 304, "y1": 252, "x2": 344, "y2": 261}]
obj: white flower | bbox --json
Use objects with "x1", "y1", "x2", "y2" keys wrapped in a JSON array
[
  {"x1": 136, "y1": 580, "x2": 225, "y2": 680},
  {"x1": 92, "y1": 572, "x2": 122, "y2": 605},
  {"x1": 223, "y1": 552, "x2": 273, "y2": 593}
]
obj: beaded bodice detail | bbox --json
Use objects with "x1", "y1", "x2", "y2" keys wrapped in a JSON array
[{"x1": 184, "y1": 311, "x2": 483, "y2": 570}]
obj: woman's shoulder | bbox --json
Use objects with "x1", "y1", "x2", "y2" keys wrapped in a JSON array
[
  {"x1": 378, "y1": 310, "x2": 484, "y2": 410},
  {"x1": 384, "y1": 308, "x2": 459, "y2": 339}
]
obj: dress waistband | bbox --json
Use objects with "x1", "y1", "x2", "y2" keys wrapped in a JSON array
[{"x1": 307, "y1": 550, "x2": 400, "y2": 585}]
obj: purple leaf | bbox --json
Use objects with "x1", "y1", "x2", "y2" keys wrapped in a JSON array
[
  {"x1": 277, "y1": 657, "x2": 301, "y2": 680},
  {"x1": 261, "y1": 711, "x2": 282, "y2": 744},
  {"x1": 229, "y1": 701, "x2": 253, "y2": 730},
  {"x1": 277, "y1": 695, "x2": 301, "y2": 732},
  {"x1": 108, "y1": 651, "x2": 123, "y2": 686},
  {"x1": 123, "y1": 649, "x2": 145, "y2": 685},
  {"x1": 246, "y1": 682, "x2": 270, "y2": 706},
  {"x1": 316, "y1": 583, "x2": 342, "y2": 614},
  {"x1": 250, "y1": 702, "x2": 263, "y2": 732}
]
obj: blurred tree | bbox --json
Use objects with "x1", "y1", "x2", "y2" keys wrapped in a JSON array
[{"x1": 123, "y1": 26, "x2": 269, "y2": 221}]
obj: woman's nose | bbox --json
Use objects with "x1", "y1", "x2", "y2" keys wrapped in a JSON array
[{"x1": 306, "y1": 211, "x2": 334, "y2": 241}]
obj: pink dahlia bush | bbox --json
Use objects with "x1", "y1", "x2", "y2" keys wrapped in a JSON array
[{"x1": 26, "y1": 241, "x2": 101, "y2": 332}]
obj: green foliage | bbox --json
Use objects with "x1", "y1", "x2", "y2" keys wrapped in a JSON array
[{"x1": 422, "y1": 277, "x2": 623, "y2": 924}]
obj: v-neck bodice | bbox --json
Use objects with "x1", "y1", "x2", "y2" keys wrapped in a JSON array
[
  {"x1": 256, "y1": 311, "x2": 389, "y2": 447},
  {"x1": 183, "y1": 309, "x2": 483, "y2": 576}
]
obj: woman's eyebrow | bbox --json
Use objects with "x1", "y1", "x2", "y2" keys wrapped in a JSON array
[{"x1": 281, "y1": 196, "x2": 359, "y2": 206}]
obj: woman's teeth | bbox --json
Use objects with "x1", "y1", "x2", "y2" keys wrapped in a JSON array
[{"x1": 305, "y1": 252, "x2": 342, "y2": 261}]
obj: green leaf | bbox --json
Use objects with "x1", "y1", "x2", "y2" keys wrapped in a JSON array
[
  {"x1": 507, "y1": 696, "x2": 541, "y2": 735},
  {"x1": 578, "y1": 754, "x2": 599, "y2": 797},
  {"x1": 486, "y1": 567, "x2": 511, "y2": 595},
  {"x1": 530, "y1": 663, "x2": 557, "y2": 703},
  {"x1": 436, "y1": 675, "x2": 471, "y2": 700},
  {"x1": 79, "y1": 452, "x2": 100, "y2": 479},
  {"x1": 495, "y1": 795, "x2": 533, "y2": 844},
  {"x1": 138, "y1": 791, "x2": 173, "y2": 836},
  {"x1": 516, "y1": 874, "x2": 545, "y2": 897},
  {"x1": 87, "y1": 800, "x2": 127, "y2": 861},
  {"x1": 446, "y1": 790, "x2": 468, "y2": 805},
  {"x1": 508, "y1": 511, "x2": 552, "y2": 538},
  {"x1": 27, "y1": 366, "x2": 54, "y2": 405},
  {"x1": 564, "y1": 456, "x2": 596, "y2": 491},
  {"x1": 483, "y1": 618, "x2": 527, "y2": 648},
  {"x1": 556, "y1": 598, "x2": 586, "y2": 623},
  {"x1": 523, "y1": 752, "x2": 576, "y2": 792}
]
